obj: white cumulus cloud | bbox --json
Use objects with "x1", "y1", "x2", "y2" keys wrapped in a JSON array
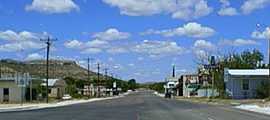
[
  {"x1": 102, "y1": 0, "x2": 212, "y2": 20},
  {"x1": 25, "y1": 53, "x2": 43, "y2": 60},
  {"x1": 251, "y1": 27, "x2": 270, "y2": 39},
  {"x1": 219, "y1": 38, "x2": 259, "y2": 46},
  {"x1": 192, "y1": 40, "x2": 216, "y2": 61},
  {"x1": 218, "y1": 7, "x2": 238, "y2": 16},
  {"x1": 0, "y1": 30, "x2": 46, "y2": 52},
  {"x1": 218, "y1": 0, "x2": 238, "y2": 16},
  {"x1": 85, "y1": 39, "x2": 109, "y2": 48},
  {"x1": 25, "y1": 0, "x2": 79, "y2": 14},
  {"x1": 0, "y1": 30, "x2": 41, "y2": 41},
  {"x1": 142, "y1": 22, "x2": 215, "y2": 38},
  {"x1": 92, "y1": 28, "x2": 130, "y2": 41},
  {"x1": 64, "y1": 39, "x2": 83, "y2": 49},
  {"x1": 133, "y1": 40, "x2": 186, "y2": 57},
  {"x1": 241, "y1": 0, "x2": 270, "y2": 14},
  {"x1": 193, "y1": 40, "x2": 216, "y2": 50}
]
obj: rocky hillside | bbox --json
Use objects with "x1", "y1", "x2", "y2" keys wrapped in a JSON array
[{"x1": 0, "y1": 59, "x2": 98, "y2": 80}]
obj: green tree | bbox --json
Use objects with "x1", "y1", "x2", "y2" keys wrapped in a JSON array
[
  {"x1": 256, "y1": 81, "x2": 270, "y2": 99},
  {"x1": 149, "y1": 82, "x2": 165, "y2": 93},
  {"x1": 207, "y1": 49, "x2": 265, "y2": 98},
  {"x1": 128, "y1": 79, "x2": 137, "y2": 90}
]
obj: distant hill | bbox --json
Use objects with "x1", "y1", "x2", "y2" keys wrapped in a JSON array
[{"x1": 0, "y1": 59, "x2": 99, "y2": 80}]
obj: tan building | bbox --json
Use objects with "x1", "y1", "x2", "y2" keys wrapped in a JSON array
[
  {"x1": 42, "y1": 79, "x2": 66, "y2": 99},
  {"x1": 0, "y1": 74, "x2": 25, "y2": 103}
]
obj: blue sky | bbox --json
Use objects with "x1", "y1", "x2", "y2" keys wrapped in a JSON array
[{"x1": 0, "y1": 0, "x2": 270, "y2": 82}]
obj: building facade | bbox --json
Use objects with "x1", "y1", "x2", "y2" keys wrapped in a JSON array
[
  {"x1": 224, "y1": 69, "x2": 269, "y2": 99},
  {"x1": 0, "y1": 74, "x2": 26, "y2": 103},
  {"x1": 42, "y1": 79, "x2": 66, "y2": 99},
  {"x1": 182, "y1": 74, "x2": 199, "y2": 97}
]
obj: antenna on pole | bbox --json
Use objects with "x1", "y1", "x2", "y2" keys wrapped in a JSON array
[{"x1": 40, "y1": 37, "x2": 57, "y2": 103}]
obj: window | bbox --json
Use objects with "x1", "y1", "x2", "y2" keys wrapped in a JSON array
[{"x1": 242, "y1": 80, "x2": 249, "y2": 90}]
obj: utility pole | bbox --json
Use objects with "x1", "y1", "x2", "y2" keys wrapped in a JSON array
[
  {"x1": 97, "y1": 63, "x2": 100, "y2": 97},
  {"x1": 268, "y1": 35, "x2": 270, "y2": 77},
  {"x1": 30, "y1": 76, "x2": 32, "y2": 102},
  {"x1": 104, "y1": 68, "x2": 108, "y2": 81},
  {"x1": 210, "y1": 56, "x2": 216, "y2": 98},
  {"x1": 41, "y1": 37, "x2": 57, "y2": 103},
  {"x1": 0, "y1": 59, "x2": 2, "y2": 78},
  {"x1": 86, "y1": 57, "x2": 94, "y2": 80},
  {"x1": 268, "y1": 36, "x2": 270, "y2": 97},
  {"x1": 87, "y1": 58, "x2": 90, "y2": 98},
  {"x1": 87, "y1": 58, "x2": 90, "y2": 81}
]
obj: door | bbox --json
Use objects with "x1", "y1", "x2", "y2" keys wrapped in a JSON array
[{"x1": 3, "y1": 88, "x2": 9, "y2": 102}]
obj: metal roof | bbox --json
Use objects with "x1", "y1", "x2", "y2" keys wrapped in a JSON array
[
  {"x1": 227, "y1": 69, "x2": 269, "y2": 76},
  {"x1": 41, "y1": 79, "x2": 59, "y2": 86}
]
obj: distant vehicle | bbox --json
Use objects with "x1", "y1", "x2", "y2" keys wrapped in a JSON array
[
  {"x1": 165, "y1": 92, "x2": 171, "y2": 98},
  {"x1": 62, "y1": 94, "x2": 72, "y2": 100}
]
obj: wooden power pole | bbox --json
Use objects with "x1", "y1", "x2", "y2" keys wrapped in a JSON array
[{"x1": 41, "y1": 37, "x2": 57, "y2": 103}]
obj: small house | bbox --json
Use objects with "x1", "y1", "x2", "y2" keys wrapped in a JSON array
[
  {"x1": 42, "y1": 79, "x2": 66, "y2": 99},
  {"x1": 224, "y1": 69, "x2": 269, "y2": 99}
]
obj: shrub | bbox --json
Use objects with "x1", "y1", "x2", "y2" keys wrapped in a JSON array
[{"x1": 256, "y1": 81, "x2": 270, "y2": 99}]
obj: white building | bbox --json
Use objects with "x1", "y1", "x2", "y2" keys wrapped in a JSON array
[
  {"x1": 83, "y1": 85, "x2": 108, "y2": 97},
  {"x1": 0, "y1": 73, "x2": 28, "y2": 103},
  {"x1": 224, "y1": 69, "x2": 269, "y2": 99}
]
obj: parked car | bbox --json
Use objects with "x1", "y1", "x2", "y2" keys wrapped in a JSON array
[{"x1": 62, "y1": 94, "x2": 72, "y2": 100}]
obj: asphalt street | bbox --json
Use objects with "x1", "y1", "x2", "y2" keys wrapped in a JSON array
[{"x1": 0, "y1": 91, "x2": 269, "y2": 120}]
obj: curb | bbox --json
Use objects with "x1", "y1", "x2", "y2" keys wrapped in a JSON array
[{"x1": 0, "y1": 95, "x2": 126, "y2": 113}]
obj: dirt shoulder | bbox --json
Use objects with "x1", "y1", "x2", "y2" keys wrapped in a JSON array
[{"x1": 175, "y1": 96, "x2": 270, "y2": 106}]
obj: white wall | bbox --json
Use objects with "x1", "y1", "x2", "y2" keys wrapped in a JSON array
[
  {"x1": 0, "y1": 81, "x2": 23, "y2": 103},
  {"x1": 226, "y1": 76, "x2": 268, "y2": 99}
]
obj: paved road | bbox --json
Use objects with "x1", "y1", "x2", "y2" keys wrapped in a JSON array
[{"x1": 0, "y1": 91, "x2": 269, "y2": 120}]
